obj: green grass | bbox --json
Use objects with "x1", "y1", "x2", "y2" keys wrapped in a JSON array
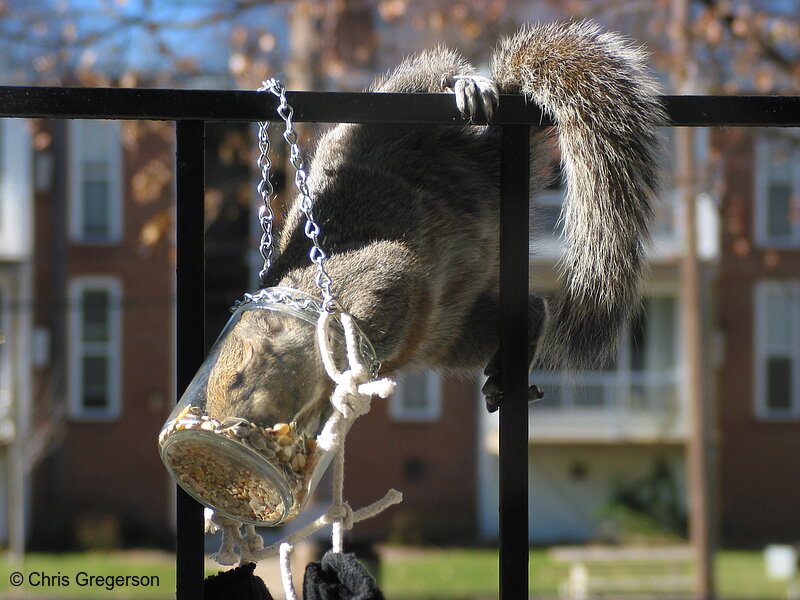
[
  {"x1": 0, "y1": 547, "x2": 792, "y2": 599},
  {"x1": 379, "y1": 547, "x2": 793, "y2": 599},
  {"x1": 715, "y1": 550, "x2": 790, "y2": 600},
  {"x1": 379, "y1": 547, "x2": 571, "y2": 599}
]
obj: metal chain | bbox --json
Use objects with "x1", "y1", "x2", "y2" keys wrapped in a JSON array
[
  {"x1": 257, "y1": 78, "x2": 336, "y2": 311},
  {"x1": 255, "y1": 113, "x2": 274, "y2": 285}
]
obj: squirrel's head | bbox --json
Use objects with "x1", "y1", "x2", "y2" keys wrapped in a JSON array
[{"x1": 205, "y1": 308, "x2": 332, "y2": 428}]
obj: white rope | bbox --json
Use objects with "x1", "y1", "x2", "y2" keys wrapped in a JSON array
[
  {"x1": 279, "y1": 543, "x2": 300, "y2": 600},
  {"x1": 252, "y1": 489, "x2": 402, "y2": 559},
  {"x1": 208, "y1": 306, "x2": 402, "y2": 599},
  {"x1": 314, "y1": 310, "x2": 396, "y2": 554}
]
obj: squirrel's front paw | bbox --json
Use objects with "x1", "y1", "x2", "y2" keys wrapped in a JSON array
[{"x1": 441, "y1": 74, "x2": 498, "y2": 121}]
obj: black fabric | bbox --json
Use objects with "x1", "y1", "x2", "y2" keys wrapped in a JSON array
[
  {"x1": 204, "y1": 562, "x2": 274, "y2": 600},
  {"x1": 303, "y1": 551, "x2": 385, "y2": 600}
]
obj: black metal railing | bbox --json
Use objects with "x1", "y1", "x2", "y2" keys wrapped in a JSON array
[{"x1": 2, "y1": 86, "x2": 799, "y2": 599}]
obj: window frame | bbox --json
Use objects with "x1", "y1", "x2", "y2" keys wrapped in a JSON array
[
  {"x1": 754, "y1": 134, "x2": 800, "y2": 249},
  {"x1": 67, "y1": 119, "x2": 123, "y2": 244},
  {"x1": 67, "y1": 275, "x2": 123, "y2": 421},
  {"x1": 389, "y1": 370, "x2": 442, "y2": 423},
  {"x1": 753, "y1": 279, "x2": 800, "y2": 421}
]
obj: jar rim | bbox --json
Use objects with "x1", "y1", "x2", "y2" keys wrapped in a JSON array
[{"x1": 160, "y1": 427, "x2": 295, "y2": 526}]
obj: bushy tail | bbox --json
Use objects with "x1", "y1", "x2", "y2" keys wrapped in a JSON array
[{"x1": 490, "y1": 21, "x2": 666, "y2": 368}]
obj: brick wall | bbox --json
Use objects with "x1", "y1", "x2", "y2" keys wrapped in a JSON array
[
  {"x1": 715, "y1": 128, "x2": 800, "y2": 544},
  {"x1": 31, "y1": 120, "x2": 175, "y2": 548},
  {"x1": 342, "y1": 377, "x2": 479, "y2": 544}
]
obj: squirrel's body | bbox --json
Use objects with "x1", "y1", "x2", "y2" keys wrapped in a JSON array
[{"x1": 206, "y1": 21, "x2": 665, "y2": 422}]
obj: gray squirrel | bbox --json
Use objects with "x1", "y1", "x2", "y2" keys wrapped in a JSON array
[{"x1": 205, "y1": 20, "x2": 666, "y2": 422}]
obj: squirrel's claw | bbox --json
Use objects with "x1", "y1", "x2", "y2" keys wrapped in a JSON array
[
  {"x1": 441, "y1": 74, "x2": 498, "y2": 122},
  {"x1": 482, "y1": 368, "x2": 544, "y2": 413}
]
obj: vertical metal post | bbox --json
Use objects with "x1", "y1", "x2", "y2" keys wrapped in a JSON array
[
  {"x1": 499, "y1": 124, "x2": 530, "y2": 598},
  {"x1": 175, "y1": 120, "x2": 206, "y2": 600}
]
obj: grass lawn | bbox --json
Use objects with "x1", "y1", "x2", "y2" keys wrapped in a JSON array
[
  {"x1": 379, "y1": 547, "x2": 792, "y2": 599},
  {"x1": 0, "y1": 547, "x2": 792, "y2": 599}
]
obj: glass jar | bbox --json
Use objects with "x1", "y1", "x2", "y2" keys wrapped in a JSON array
[{"x1": 158, "y1": 287, "x2": 379, "y2": 526}]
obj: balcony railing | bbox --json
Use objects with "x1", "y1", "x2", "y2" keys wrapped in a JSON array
[{"x1": 529, "y1": 371, "x2": 685, "y2": 442}]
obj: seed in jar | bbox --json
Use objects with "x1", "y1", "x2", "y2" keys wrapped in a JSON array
[
  {"x1": 215, "y1": 417, "x2": 248, "y2": 434},
  {"x1": 175, "y1": 405, "x2": 194, "y2": 421},
  {"x1": 160, "y1": 413, "x2": 321, "y2": 524},
  {"x1": 273, "y1": 422, "x2": 291, "y2": 436},
  {"x1": 237, "y1": 427, "x2": 253, "y2": 439},
  {"x1": 248, "y1": 433, "x2": 267, "y2": 451}
]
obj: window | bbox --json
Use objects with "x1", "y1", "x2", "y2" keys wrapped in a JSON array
[
  {"x1": 68, "y1": 120, "x2": 123, "y2": 243},
  {"x1": 68, "y1": 277, "x2": 122, "y2": 420},
  {"x1": 754, "y1": 281, "x2": 800, "y2": 420},
  {"x1": 389, "y1": 371, "x2": 442, "y2": 422},
  {"x1": 755, "y1": 135, "x2": 800, "y2": 248}
]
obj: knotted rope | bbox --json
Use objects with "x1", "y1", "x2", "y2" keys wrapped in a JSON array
[{"x1": 208, "y1": 308, "x2": 401, "y2": 600}]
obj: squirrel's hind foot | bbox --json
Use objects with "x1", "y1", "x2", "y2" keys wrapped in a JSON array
[{"x1": 481, "y1": 367, "x2": 544, "y2": 413}]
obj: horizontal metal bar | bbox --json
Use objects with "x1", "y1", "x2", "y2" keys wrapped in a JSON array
[
  {"x1": 1, "y1": 85, "x2": 798, "y2": 126},
  {"x1": 664, "y1": 95, "x2": 800, "y2": 127}
]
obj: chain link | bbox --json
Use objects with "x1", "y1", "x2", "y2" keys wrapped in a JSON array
[
  {"x1": 256, "y1": 78, "x2": 336, "y2": 311},
  {"x1": 255, "y1": 116, "x2": 275, "y2": 285}
]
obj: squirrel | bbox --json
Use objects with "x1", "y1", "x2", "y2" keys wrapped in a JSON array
[{"x1": 205, "y1": 20, "x2": 666, "y2": 425}]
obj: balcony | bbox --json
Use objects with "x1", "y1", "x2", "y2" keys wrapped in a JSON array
[{"x1": 528, "y1": 370, "x2": 686, "y2": 443}]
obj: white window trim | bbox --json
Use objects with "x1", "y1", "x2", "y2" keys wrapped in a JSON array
[
  {"x1": 68, "y1": 276, "x2": 123, "y2": 420},
  {"x1": 753, "y1": 280, "x2": 800, "y2": 421},
  {"x1": 389, "y1": 370, "x2": 442, "y2": 422},
  {"x1": 754, "y1": 135, "x2": 800, "y2": 249},
  {"x1": 68, "y1": 120, "x2": 123, "y2": 244}
]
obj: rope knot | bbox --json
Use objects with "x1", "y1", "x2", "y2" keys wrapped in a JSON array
[{"x1": 328, "y1": 502, "x2": 355, "y2": 531}]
